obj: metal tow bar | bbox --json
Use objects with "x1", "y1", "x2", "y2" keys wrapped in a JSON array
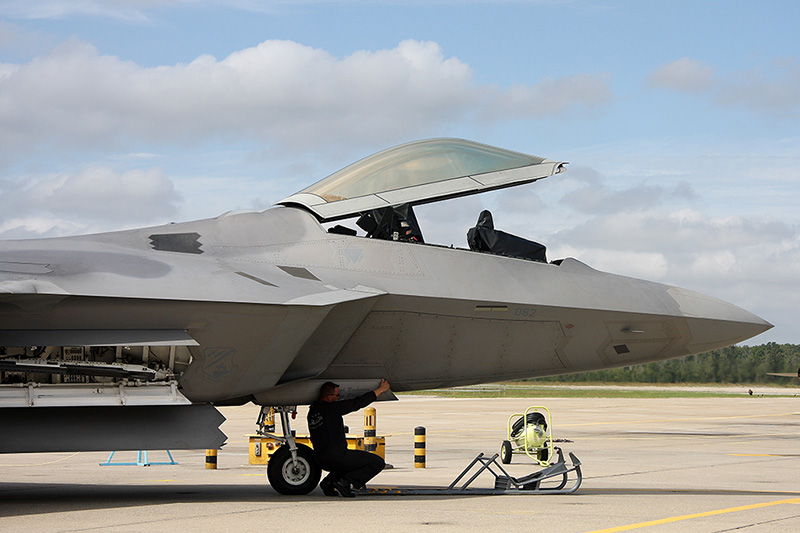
[{"x1": 365, "y1": 447, "x2": 582, "y2": 496}]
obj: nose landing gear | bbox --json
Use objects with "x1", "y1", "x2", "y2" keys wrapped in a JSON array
[{"x1": 257, "y1": 405, "x2": 321, "y2": 495}]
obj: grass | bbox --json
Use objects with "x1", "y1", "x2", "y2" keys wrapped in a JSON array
[{"x1": 403, "y1": 382, "x2": 800, "y2": 399}]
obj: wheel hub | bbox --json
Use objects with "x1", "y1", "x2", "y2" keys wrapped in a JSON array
[{"x1": 282, "y1": 458, "x2": 309, "y2": 484}]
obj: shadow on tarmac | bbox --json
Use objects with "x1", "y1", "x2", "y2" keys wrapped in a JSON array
[
  {"x1": 3, "y1": 482, "x2": 800, "y2": 518},
  {"x1": 0, "y1": 483, "x2": 282, "y2": 517}
]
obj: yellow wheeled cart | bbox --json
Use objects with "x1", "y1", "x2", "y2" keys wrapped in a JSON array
[{"x1": 500, "y1": 406, "x2": 554, "y2": 466}]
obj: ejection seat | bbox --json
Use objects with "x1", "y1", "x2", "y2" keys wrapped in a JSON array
[
  {"x1": 356, "y1": 203, "x2": 424, "y2": 243},
  {"x1": 467, "y1": 210, "x2": 547, "y2": 263}
]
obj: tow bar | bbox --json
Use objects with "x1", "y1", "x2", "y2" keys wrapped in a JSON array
[{"x1": 364, "y1": 447, "x2": 582, "y2": 496}]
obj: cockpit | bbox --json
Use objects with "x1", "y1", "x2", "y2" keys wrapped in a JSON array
[{"x1": 277, "y1": 138, "x2": 565, "y2": 262}]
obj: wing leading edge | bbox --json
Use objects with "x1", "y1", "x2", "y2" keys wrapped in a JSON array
[{"x1": 0, "y1": 329, "x2": 199, "y2": 347}]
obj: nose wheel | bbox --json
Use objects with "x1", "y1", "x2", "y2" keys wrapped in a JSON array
[
  {"x1": 259, "y1": 406, "x2": 321, "y2": 495},
  {"x1": 267, "y1": 443, "x2": 320, "y2": 495}
]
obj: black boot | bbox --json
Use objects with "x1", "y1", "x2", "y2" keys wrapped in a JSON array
[
  {"x1": 334, "y1": 479, "x2": 355, "y2": 498},
  {"x1": 319, "y1": 475, "x2": 338, "y2": 497}
]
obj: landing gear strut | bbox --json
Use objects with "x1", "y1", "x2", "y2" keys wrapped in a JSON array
[{"x1": 257, "y1": 405, "x2": 321, "y2": 495}]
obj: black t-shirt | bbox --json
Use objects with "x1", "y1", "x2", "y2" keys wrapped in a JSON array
[{"x1": 307, "y1": 391, "x2": 377, "y2": 460}]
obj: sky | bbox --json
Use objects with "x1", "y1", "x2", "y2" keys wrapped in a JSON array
[{"x1": 0, "y1": 0, "x2": 798, "y2": 345}]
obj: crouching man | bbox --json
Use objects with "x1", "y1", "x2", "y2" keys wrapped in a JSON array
[{"x1": 307, "y1": 379, "x2": 391, "y2": 497}]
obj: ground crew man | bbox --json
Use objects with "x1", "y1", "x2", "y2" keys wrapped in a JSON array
[{"x1": 307, "y1": 379, "x2": 391, "y2": 497}]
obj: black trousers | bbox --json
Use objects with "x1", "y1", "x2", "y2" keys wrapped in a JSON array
[{"x1": 317, "y1": 449, "x2": 385, "y2": 488}]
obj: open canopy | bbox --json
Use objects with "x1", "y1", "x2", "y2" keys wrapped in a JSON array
[{"x1": 278, "y1": 138, "x2": 566, "y2": 221}]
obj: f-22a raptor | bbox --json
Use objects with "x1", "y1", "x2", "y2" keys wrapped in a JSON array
[{"x1": 0, "y1": 138, "x2": 771, "y2": 493}]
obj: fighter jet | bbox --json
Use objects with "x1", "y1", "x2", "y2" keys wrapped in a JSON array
[
  {"x1": 0, "y1": 138, "x2": 771, "y2": 494},
  {"x1": 767, "y1": 368, "x2": 800, "y2": 382}
]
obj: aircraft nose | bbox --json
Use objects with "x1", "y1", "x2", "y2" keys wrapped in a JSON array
[{"x1": 667, "y1": 286, "x2": 773, "y2": 351}]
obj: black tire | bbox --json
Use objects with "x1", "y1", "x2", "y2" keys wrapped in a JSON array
[
  {"x1": 510, "y1": 412, "x2": 546, "y2": 438},
  {"x1": 500, "y1": 440, "x2": 513, "y2": 464},
  {"x1": 537, "y1": 447, "x2": 549, "y2": 463},
  {"x1": 267, "y1": 443, "x2": 321, "y2": 495}
]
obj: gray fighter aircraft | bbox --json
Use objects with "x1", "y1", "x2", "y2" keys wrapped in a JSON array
[
  {"x1": 767, "y1": 368, "x2": 800, "y2": 382},
  {"x1": 0, "y1": 138, "x2": 771, "y2": 494}
]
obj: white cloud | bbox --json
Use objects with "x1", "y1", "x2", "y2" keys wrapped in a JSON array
[
  {"x1": 0, "y1": 166, "x2": 180, "y2": 238},
  {"x1": 647, "y1": 57, "x2": 714, "y2": 92},
  {"x1": 0, "y1": 36, "x2": 614, "y2": 239},
  {"x1": 0, "y1": 38, "x2": 614, "y2": 160},
  {"x1": 550, "y1": 246, "x2": 670, "y2": 280},
  {"x1": 558, "y1": 170, "x2": 697, "y2": 215},
  {"x1": 716, "y1": 60, "x2": 800, "y2": 118},
  {"x1": 487, "y1": 73, "x2": 613, "y2": 119},
  {"x1": 0, "y1": 216, "x2": 86, "y2": 237},
  {"x1": 553, "y1": 210, "x2": 794, "y2": 259},
  {"x1": 648, "y1": 57, "x2": 800, "y2": 118}
]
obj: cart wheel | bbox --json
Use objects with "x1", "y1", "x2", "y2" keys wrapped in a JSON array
[
  {"x1": 267, "y1": 443, "x2": 320, "y2": 495},
  {"x1": 500, "y1": 440, "x2": 513, "y2": 464},
  {"x1": 537, "y1": 447, "x2": 549, "y2": 463}
]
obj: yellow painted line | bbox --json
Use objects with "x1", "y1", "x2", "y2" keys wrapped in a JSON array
[{"x1": 587, "y1": 497, "x2": 800, "y2": 532}]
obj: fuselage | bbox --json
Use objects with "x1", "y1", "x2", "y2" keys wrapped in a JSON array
[{"x1": 0, "y1": 206, "x2": 772, "y2": 405}]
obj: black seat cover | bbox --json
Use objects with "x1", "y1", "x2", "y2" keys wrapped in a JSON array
[{"x1": 467, "y1": 210, "x2": 547, "y2": 263}]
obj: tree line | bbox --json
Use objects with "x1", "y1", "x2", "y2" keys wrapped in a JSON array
[{"x1": 533, "y1": 343, "x2": 800, "y2": 385}]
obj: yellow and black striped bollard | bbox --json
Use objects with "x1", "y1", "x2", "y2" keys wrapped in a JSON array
[
  {"x1": 364, "y1": 407, "x2": 377, "y2": 453},
  {"x1": 264, "y1": 407, "x2": 276, "y2": 433},
  {"x1": 205, "y1": 449, "x2": 217, "y2": 469},
  {"x1": 414, "y1": 426, "x2": 426, "y2": 468}
]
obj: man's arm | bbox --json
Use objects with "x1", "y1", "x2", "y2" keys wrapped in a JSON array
[
  {"x1": 331, "y1": 379, "x2": 392, "y2": 416},
  {"x1": 373, "y1": 378, "x2": 390, "y2": 398}
]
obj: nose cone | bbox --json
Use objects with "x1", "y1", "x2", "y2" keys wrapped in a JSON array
[{"x1": 667, "y1": 286, "x2": 773, "y2": 352}]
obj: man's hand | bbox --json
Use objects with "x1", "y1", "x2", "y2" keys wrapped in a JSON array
[{"x1": 374, "y1": 378, "x2": 391, "y2": 397}]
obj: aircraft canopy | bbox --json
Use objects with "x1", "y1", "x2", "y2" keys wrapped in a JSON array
[{"x1": 278, "y1": 138, "x2": 565, "y2": 221}]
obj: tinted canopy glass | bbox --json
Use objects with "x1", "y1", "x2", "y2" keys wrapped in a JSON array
[
  {"x1": 302, "y1": 138, "x2": 546, "y2": 202},
  {"x1": 278, "y1": 138, "x2": 564, "y2": 221}
]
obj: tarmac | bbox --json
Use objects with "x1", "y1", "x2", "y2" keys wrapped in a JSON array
[{"x1": 2, "y1": 390, "x2": 800, "y2": 532}]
